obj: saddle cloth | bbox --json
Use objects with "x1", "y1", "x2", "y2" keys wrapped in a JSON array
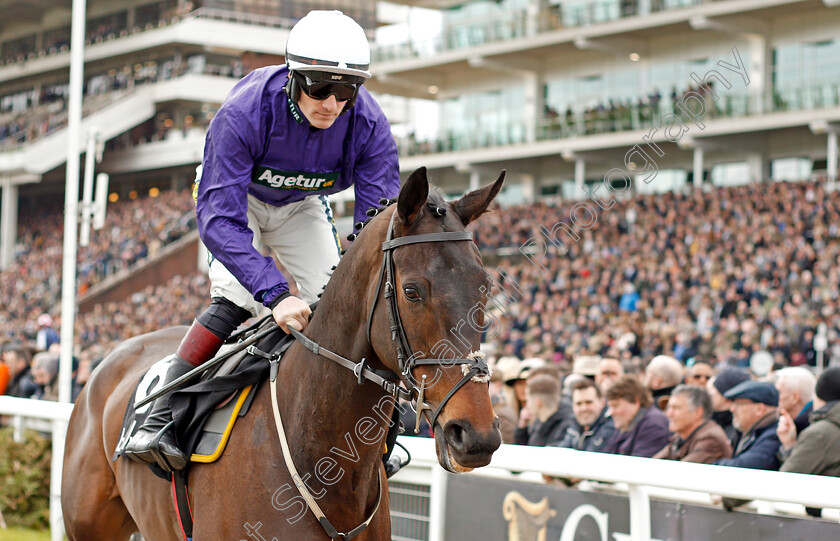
[{"x1": 113, "y1": 324, "x2": 290, "y2": 479}]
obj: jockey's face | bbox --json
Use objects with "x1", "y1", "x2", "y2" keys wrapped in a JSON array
[{"x1": 297, "y1": 91, "x2": 346, "y2": 129}]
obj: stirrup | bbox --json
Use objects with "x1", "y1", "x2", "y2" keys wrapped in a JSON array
[
  {"x1": 125, "y1": 420, "x2": 187, "y2": 472},
  {"x1": 147, "y1": 420, "x2": 187, "y2": 472}
]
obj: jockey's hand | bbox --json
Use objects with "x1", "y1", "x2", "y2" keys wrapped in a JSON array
[{"x1": 272, "y1": 296, "x2": 311, "y2": 333}]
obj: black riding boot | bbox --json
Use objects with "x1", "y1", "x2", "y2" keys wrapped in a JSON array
[
  {"x1": 123, "y1": 316, "x2": 230, "y2": 471},
  {"x1": 122, "y1": 355, "x2": 193, "y2": 471}
]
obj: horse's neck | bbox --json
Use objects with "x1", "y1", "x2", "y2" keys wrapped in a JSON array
[
  {"x1": 269, "y1": 271, "x2": 391, "y2": 518},
  {"x1": 267, "y1": 222, "x2": 396, "y2": 518}
]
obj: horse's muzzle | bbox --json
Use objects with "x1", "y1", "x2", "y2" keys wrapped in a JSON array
[{"x1": 435, "y1": 417, "x2": 501, "y2": 472}]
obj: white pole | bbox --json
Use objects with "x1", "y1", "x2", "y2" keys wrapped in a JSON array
[
  {"x1": 627, "y1": 484, "x2": 651, "y2": 541},
  {"x1": 575, "y1": 158, "x2": 585, "y2": 197},
  {"x1": 428, "y1": 465, "x2": 448, "y2": 541},
  {"x1": 0, "y1": 177, "x2": 18, "y2": 270},
  {"x1": 93, "y1": 172, "x2": 110, "y2": 230},
  {"x1": 815, "y1": 322, "x2": 828, "y2": 376},
  {"x1": 79, "y1": 129, "x2": 98, "y2": 247},
  {"x1": 50, "y1": 419, "x2": 68, "y2": 539},
  {"x1": 55, "y1": 0, "x2": 87, "y2": 538},
  {"x1": 693, "y1": 147, "x2": 704, "y2": 187}
]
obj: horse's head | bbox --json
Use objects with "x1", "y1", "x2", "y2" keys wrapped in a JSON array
[{"x1": 363, "y1": 166, "x2": 505, "y2": 473}]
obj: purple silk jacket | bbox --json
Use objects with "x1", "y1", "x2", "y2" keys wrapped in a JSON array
[{"x1": 196, "y1": 65, "x2": 400, "y2": 306}]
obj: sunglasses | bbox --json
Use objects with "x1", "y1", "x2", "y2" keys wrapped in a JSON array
[{"x1": 294, "y1": 72, "x2": 360, "y2": 102}]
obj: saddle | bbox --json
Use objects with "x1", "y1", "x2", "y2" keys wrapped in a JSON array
[{"x1": 113, "y1": 319, "x2": 293, "y2": 480}]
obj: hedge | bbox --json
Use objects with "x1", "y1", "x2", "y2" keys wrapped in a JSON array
[{"x1": 0, "y1": 427, "x2": 51, "y2": 529}]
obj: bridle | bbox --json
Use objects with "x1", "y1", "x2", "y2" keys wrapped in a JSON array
[
  {"x1": 365, "y1": 210, "x2": 492, "y2": 431},
  {"x1": 270, "y1": 205, "x2": 491, "y2": 540}
]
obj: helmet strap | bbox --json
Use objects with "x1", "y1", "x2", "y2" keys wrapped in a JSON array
[{"x1": 284, "y1": 73, "x2": 301, "y2": 105}]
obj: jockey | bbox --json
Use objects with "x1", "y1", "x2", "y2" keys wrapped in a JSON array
[{"x1": 123, "y1": 10, "x2": 400, "y2": 471}]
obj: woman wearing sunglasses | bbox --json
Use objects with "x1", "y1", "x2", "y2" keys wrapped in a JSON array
[{"x1": 123, "y1": 10, "x2": 400, "y2": 471}]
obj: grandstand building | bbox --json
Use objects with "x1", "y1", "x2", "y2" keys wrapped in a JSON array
[{"x1": 373, "y1": 0, "x2": 840, "y2": 203}]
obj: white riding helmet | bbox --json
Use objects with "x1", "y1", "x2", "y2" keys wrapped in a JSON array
[{"x1": 285, "y1": 10, "x2": 371, "y2": 79}]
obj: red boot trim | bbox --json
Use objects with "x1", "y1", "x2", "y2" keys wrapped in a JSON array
[{"x1": 177, "y1": 321, "x2": 224, "y2": 367}]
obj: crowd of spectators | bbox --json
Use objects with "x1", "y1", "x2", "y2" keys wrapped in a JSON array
[
  {"x1": 2, "y1": 176, "x2": 839, "y2": 516},
  {"x1": 476, "y1": 180, "x2": 840, "y2": 374},
  {"x1": 478, "y1": 349, "x2": 840, "y2": 513},
  {"x1": 1, "y1": 271, "x2": 207, "y2": 403},
  {"x1": 0, "y1": 188, "x2": 197, "y2": 352}
]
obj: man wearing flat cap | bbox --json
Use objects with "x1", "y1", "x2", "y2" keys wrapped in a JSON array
[
  {"x1": 706, "y1": 368, "x2": 751, "y2": 448},
  {"x1": 713, "y1": 381, "x2": 781, "y2": 471}
]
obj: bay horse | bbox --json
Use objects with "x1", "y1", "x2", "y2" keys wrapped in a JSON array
[{"x1": 62, "y1": 166, "x2": 505, "y2": 540}]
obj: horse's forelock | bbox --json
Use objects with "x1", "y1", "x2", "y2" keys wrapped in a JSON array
[{"x1": 427, "y1": 188, "x2": 446, "y2": 209}]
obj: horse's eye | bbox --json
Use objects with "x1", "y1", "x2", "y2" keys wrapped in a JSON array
[{"x1": 404, "y1": 286, "x2": 421, "y2": 301}]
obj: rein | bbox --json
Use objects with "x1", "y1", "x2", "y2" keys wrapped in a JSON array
[{"x1": 268, "y1": 207, "x2": 491, "y2": 540}]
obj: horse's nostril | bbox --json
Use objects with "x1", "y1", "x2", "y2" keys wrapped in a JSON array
[
  {"x1": 451, "y1": 423, "x2": 464, "y2": 445},
  {"x1": 444, "y1": 420, "x2": 468, "y2": 451}
]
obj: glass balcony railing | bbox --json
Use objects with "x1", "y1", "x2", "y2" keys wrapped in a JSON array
[
  {"x1": 398, "y1": 82, "x2": 840, "y2": 157},
  {"x1": 374, "y1": 0, "x2": 727, "y2": 63}
]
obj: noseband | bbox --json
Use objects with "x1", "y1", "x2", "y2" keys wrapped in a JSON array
[{"x1": 366, "y1": 210, "x2": 492, "y2": 432}]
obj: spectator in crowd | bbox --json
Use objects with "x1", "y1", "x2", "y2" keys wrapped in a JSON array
[
  {"x1": 515, "y1": 374, "x2": 572, "y2": 447},
  {"x1": 572, "y1": 355, "x2": 599, "y2": 380},
  {"x1": 504, "y1": 357, "x2": 544, "y2": 417},
  {"x1": 644, "y1": 355, "x2": 684, "y2": 410},
  {"x1": 714, "y1": 381, "x2": 781, "y2": 470},
  {"x1": 488, "y1": 356, "x2": 520, "y2": 444},
  {"x1": 595, "y1": 357, "x2": 623, "y2": 392},
  {"x1": 2, "y1": 346, "x2": 37, "y2": 398},
  {"x1": 707, "y1": 368, "x2": 751, "y2": 447},
  {"x1": 30, "y1": 352, "x2": 59, "y2": 401},
  {"x1": 0, "y1": 352, "x2": 9, "y2": 395},
  {"x1": 35, "y1": 313, "x2": 59, "y2": 351},
  {"x1": 618, "y1": 282, "x2": 640, "y2": 312},
  {"x1": 554, "y1": 378, "x2": 616, "y2": 452},
  {"x1": 604, "y1": 375, "x2": 670, "y2": 457},
  {"x1": 777, "y1": 366, "x2": 840, "y2": 478},
  {"x1": 774, "y1": 366, "x2": 816, "y2": 435},
  {"x1": 561, "y1": 372, "x2": 589, "y2": 398},
  {"x1": 653, "y1": 384, "x2": 732, "y2": 463},
  {"x1": 684, "y1": 360, "x2": 715, "y2": 387},
  {"x1": 504, "y1": 364, "x2": 529, "y2": 416}
]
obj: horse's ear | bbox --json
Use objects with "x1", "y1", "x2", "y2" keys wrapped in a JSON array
[
  {"x1": 398, "y1": 166, "x2": 429, "y2": 227},
  {"x1": 453, "y1": 170, "x2": 505, "y2": 226}
]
